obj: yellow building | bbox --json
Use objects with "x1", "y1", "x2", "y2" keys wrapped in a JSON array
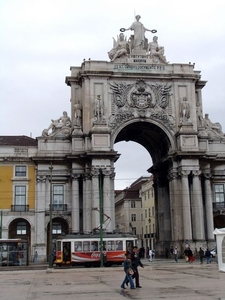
[
  {"x1": 0, "y1": 136, "x2": 37, "y2": 255},
  {"x1": 141, "y1": 175, "x2": 156, "y2": 256}
]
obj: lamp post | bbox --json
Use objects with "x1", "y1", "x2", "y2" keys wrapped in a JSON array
[{"x1": 49, "y1": 163, "x2": 53, "y2": 268}]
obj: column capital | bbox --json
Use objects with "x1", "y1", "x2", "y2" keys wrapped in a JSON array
[
  {"x1": 91, "y1": 167, "x2": 100, "y2": 177},
  {"x1": 168, "y1": 170, "x2": 179, "y2": 181},
  {"x1": 36, "y1": 175, "x2": 46, "y2": 182},
  {"x1": 192, "y1": 170, "x2": 201, "y2": 177},
  {"x1": 179, "y1": 170, "x2": 190, "y2": 177},
  {"x1": 83, "y1": 172, "x2": 92, "y2": 180},
  {"x1": 202, "y1": 172, "x2": 212, "y2": 179},
  {"x1": 71, "y1": 174, "x2": 81, "y2": 180}
]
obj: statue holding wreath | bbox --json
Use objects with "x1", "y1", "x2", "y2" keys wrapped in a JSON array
[{"x1": 121, "y1": 15, "x2": 157, "y2": 52}]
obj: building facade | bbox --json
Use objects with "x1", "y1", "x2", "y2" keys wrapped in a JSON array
[
  {"x1": 141, "y1": 176, "x2": 156, "y2": 254},
  {"x1": 0, "y1": 136, "x2": 38, "y2": 260},
  {"x1": 1, "y1": 16, "x2": 225, "y2": 260},
  {"x1": 115, "y1": 177, "x2": 149, "y2": 244}
]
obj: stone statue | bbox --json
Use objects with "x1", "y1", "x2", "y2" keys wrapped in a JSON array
[
  {"x1": 180, "y1": 97, "x2": 190, "y2": 123},
  {"x1": 148, "y1": 36, "x2": 167, "y2": 63},
  {"x1": 94, "y1": 95, "x2": 104, "y2": 122},
  {"x1": 124, "y1": 15, "x2": 155, "y2": 51},
  {"x1": 203, "y1": 113, "x2": 224, "y2": 137},
  {"x1": 42, "y1": 111, "x2": 72, "y2": 138},
  {"x1": 74, "y1": 101, "x2": 82, "y2": 127},
  {"x1": 108, "y1": 33, "x2": 129, "y2": 61}
]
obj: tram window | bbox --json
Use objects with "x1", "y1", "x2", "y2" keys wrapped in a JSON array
[
  {"x1": 75, "y1": 242, "x2": 82, "y2": 251},
  {"x1": 83, "y1": 241, "x2": 90, "y2": 251},
  {"x1": 56, "y1": 241, "x2": 61, "y2": 251},
  {"x1": 116, "y1": 240, "x2": 123, "y2": 250},
  {"x1": 107, "y1": 241, "x2": 115, "y2": 250},
  {"x1": 91, "y1": 241, "x2": 98, "y2": 251},
  {"x1": 126, "y1": 241, "x2": 133, "y2": 252}
]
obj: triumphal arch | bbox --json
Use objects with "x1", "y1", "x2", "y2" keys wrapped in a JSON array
[{"x1": 36, "y1": 15, "x2": 225, "y2": 255}]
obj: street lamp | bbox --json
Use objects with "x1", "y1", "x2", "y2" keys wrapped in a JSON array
[{"x1": 48, "y1": 163, "x2": 53, "y2": 268}]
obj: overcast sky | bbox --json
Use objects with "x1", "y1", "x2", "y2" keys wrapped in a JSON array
[{"x1": 1, "y1": 0, "x2": 225, "y2": 189}]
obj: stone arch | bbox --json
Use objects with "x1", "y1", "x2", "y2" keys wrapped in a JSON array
[
  {"x1": 8, "y1": 218, "x2": 31, "y2": 241},
  {"x1": 111, "y1": 118, "x2": 176, "y2": 164}
]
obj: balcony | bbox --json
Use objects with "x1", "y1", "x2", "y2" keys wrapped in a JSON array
[
  {"x1": 213, "y1": 202, "x2": 225, "y2": 210},
  {"x1": 49, "y1": 204, "x2": 68, "y2": 211},
  {"x1": 11, "y1": 205, "x2": 29, "y2": 212}
]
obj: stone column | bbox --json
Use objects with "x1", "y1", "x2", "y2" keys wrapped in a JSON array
[
  {"x1": 102, "y1": 168, "x2": 113, "y2": 232},
  {"x1": 71, "y1": 174, "x2": 80, "y2": 233},
  {"x1": 91, "y1": 167, "x2": 100, "y2": 230},
  {"x1": 168, "y1": 170, "x2": 183, "y2": 242},
  {"x1": 110, "y1": 168, "x2": 116, "y2": 231},
  {"x1": 204, "y1": 173, "x2": 214, "y2": 240},
  {"x1": 180, "y1": 170, "x2": 192, "y2": 241},
  {"x1": 154, "y1": 172, "x2": 170, "y2": 243},
  {"x1": 192, "y1": 171, "x2": 205, "y2": 240},
  {"x1": 36, "y1": 176, "x2": 46, "y2": 245},
  {"x1": 83, "y1": 172, "x2": 92, "y2": 233}
]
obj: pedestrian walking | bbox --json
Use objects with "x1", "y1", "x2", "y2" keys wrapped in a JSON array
[
  {"x1": 199, "y1": 247, "x2": 204, "y2": 264},
  {"x1": 18, "y1": 250, "x2": 24, "y2": 266},
  {"x1": 120, "y1": 252, "x2": 135, "y2": 289},
  {"x1": 149, "y1": 249, "x2": 153, "y2": 262},
  {"x1": 183, "y1": 248, "x2": 189, "y2": 262},
  {"x1": 170, "y1": 246, "x2": 174, "y2": 259},
  {"x1": 33, "y1": 251, "x2": 38, "y2": 263},
  {"x1": 205, "y1": 248, "x2": 211, "y2": 264},
  {"x1": 130, "y1": 246, "x2": 144, "y2": 288},
  {"x1": 173, "y1": 247, "x2": 178, "y2": 262},
  {"x1": 187, "y1": 247, "x2": 195, "y2": 263},
  {"x1": 165, "y1": 248, "x2": 169, "y2": 258}
]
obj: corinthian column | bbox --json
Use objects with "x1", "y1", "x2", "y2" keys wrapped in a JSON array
[
  {"x1": 102, "y1": 168, "x2": 114, "y2": 232},
  {"x1": 83, "y1": 172, "x2": 92, "y2": 233},
  {"x1": 192, "y1": 171, "x2": 205, "y2": 240},
  {"x1": 71, "y1": 174, "x2": 80, "y2": 233},
  {"x1": 204, "y1": 173, "x2": 214, "y2": 240},
  {"x1": 168, "y1": 170, "x2": 182, "y2": 242},
  {"x1": 91, "y1": 167, "x2": 100, "y2": 230},
  {"x1": 180, "y1": 170, "x2": 192, "y2": 241}
]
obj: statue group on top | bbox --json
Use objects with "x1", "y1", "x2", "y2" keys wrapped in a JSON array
[{"x1": 108, "y1": 15, "x2": 167, "y2": 63}]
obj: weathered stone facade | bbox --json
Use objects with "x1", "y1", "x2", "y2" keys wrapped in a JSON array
[{"x1": 34, "y1": 16, "x2": 225, "y2": 256}]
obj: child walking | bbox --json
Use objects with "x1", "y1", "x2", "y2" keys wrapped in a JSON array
[{"x1": 120, "y1": 252, "x2": 135, "y2": 289}]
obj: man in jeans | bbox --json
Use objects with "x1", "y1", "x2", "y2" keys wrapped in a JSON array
[{"x1": 130, "y1": 246, "x2": 144, "y2": 288}]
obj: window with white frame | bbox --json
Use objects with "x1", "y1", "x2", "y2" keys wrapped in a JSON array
[
  {"x1": 132, "y1": 227, "x2": 136, "y2": 235},
  {"x1": 15, "y1": 186, "x2": 26, "y2": 205},
  {"x1": 131, "y1": 214, "x2": 136, "y2": 221},
  {"x1": 214, "y1": 184, "x2": 225, "y2": 202},
  {"x1": 52, "y1": 223, "x2": 62, "y2": 234},
  {"x1": 17, "y1": 222, "x2": 27, "y2": 235},
  {"x1": 131, "y1": 201, "x2": 136, "y2": 208},
  {"x1": 15, "y1": 166, "x2": 27, "y2": 177},
  {"x1": 53, "y1": 185, "x2": 64, "y2": 208}
]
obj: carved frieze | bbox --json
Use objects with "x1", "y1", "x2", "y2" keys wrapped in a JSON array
[{"x1": 109, "y1": 79, "x2": 174, "y2": 130}]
